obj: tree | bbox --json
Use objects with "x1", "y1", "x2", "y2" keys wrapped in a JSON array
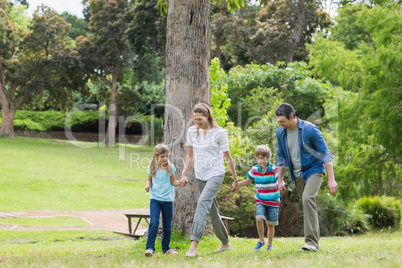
[
  {"x1": 77, "y1": 0, "x2": 134, "y2": 146},
  {"x1": 162, "y1": 0, "x2": 212, "y2": 234},
  {"x1": 159, "y1": 0, "x2": 272, "y2": 234},
  {"x1": 0, "y1": 2, "x2": 86, "y2": 137},
  {"x1": 127, "y1": 0, "x2": 167, "y2": 84},
  {"x1": 308, "y1": 1, "x2": 402, "y2": 199},
  {"x1": 210, "y1": 0, "x2": 330, "y2": 66}
]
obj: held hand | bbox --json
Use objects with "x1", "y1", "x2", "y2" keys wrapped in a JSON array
[
  {"x1": 231, "y1": 181, "x2": 239, "y2": 192},
  {"x1": 278, "y1": 180, "x2": 287, "y2": 194},
  {"x1": 145, "y1": 185, "x2": 150, "y2": 192},
  {"x1": 328, "y1": 179, "x2": 338, "y2": 195},
  {"x1": 180, "y1": 175, "x2": 188, "y2": 187}
]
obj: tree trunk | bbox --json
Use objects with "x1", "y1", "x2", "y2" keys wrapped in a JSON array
[
  {"x1": 165, "y1": 0, "x2": 211, "y2": 235},
  {"x1": 286, "y1": 0, "x2": 305, "y2": 63},
  {"x1": 104, "y1": 49, "x2": 121, "y2": 147},
  {"x1": 0, "y1": 102, "x2": 16, "y2": 138}
]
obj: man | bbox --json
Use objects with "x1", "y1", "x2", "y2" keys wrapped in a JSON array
[{"x1": 275, "y1": 103, "x2": 338, "y2": 251}]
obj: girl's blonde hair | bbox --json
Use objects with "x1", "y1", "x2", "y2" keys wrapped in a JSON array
[
  {"x1": 149, "y1": 144, "x2": 171, "y2": 177},
  {"x1": 193, "y1": 103, "x2": 220, "y2": 140}
]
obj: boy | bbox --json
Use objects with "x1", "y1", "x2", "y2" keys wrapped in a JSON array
[{"x1": 232, "y1": 145, "x2": 280, "y2": 251}]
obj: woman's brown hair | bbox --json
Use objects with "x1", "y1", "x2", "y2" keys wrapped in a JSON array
[{"x1": 193, "y1": 103, "x2": 220, "y2": 140}]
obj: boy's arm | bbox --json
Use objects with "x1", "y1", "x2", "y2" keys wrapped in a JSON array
[
  {"x1": 238, "y1": 178, "x2": 252, "y2": 187},
  {"x1": 145, "y1": 175, "x2": 152, "y2": 192},
  {"x1": 170, "y1": 173, "x2": 181, "y2": 187}
]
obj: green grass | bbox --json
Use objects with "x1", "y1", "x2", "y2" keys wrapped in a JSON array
[
  {"x1": 0, "y1": 216, "x2": 91, "y2": 227},
  {"x1": 0, "y1": 230, "x2": 401, "y2": 267},
  {"x1": 0, "y1": 137, "x2": 153, "y2": 211}
]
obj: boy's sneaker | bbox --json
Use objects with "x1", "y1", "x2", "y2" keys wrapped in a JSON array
[
  {"x1": 144, "y1": 249, "x2": 154, "y2": 256},
  {"x1": 267, "y1": 245, "x2": 274, "y2": 251},
  {"x1": 253, "y1": 241, "x2": 265, "y2": 251}
]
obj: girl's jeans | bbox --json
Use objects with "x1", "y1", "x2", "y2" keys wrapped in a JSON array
[{"x1": 146, "y1": 199, "x2": 173, "y2": 252}]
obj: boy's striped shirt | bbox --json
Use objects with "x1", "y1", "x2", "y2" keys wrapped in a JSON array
[{"x1": 247, "y1": 162, "x2": 280, "y2": 207}]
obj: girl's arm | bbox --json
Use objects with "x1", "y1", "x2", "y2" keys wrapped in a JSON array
[
  {"x1": 145, "y1": 175, "x2": 152, "y2": 192},
  {"x1": 179, "y1": 146, "x2": 193, "y2": 186},
  {"x1": 223, "y1": 151, "x2": 239, "y2": 192},
  {"x1": 170, "y1": 173, "x2": 181, "y2": 186}
]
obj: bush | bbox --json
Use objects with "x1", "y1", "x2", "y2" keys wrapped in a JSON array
[
  {"x1": 217, "y1": 172, "x2": 256, "y2": 236},
  {"x1": 14, "y1": 110, "x2": 66, "y2": 131},
  {"x1": 317, "y1": 193, "x2": 369, "y2": 235},
  {"x1": 355, "y1": 196, "x2": 402, "y2": 229}
]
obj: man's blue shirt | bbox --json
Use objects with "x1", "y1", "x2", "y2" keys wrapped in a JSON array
[{"x1": 276, "y1": 118, "x2": 333, "y2": 184}]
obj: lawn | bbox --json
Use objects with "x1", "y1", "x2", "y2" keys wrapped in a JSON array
[
  {"x1": 1, "y1": 137, "x2": 401, "y2": 267},
  {"x1": 0, "y1": 137, "x2": 153, "y2": 211},
  {"x1": 0, "y1": 230, "x2": 401, "y2": 267}
]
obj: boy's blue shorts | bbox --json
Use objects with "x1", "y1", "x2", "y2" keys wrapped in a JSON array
[{"x1": 256, "y1": 202, "x2": 279, "y2": 226}]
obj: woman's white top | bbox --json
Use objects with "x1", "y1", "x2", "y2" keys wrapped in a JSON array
[{"x1": 185, "y1": 126, "x2": 229, "y2": 181}]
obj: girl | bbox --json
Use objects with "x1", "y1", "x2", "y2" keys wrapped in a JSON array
[
  {"x1": 144, "y1": 144, "x2": 183, "y2": 256},
  {"x1": 180, "y1": 103, "x2": 239, "y2": 257}
]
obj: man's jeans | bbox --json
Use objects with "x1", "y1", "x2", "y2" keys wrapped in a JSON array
[
  {"x1": 295, "y1": 172, "x2": 323, "y2": 249},
  {"x1": 146, "y1": 199, "x2": 173, "y2": 252}
]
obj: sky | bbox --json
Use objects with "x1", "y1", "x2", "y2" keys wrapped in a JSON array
[{"x1": 25, "y1": 0, "x2": 85, "y2": 18}]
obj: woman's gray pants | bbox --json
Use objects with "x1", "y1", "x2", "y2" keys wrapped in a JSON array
[{"x1": 190, "y1": 175, "x2": 229, "y2": 244}]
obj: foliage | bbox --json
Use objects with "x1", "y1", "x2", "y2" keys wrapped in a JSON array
[
  {"x1": 217, "y1": 172, "x2": 256, "y2": 236},
  {"x1": 61, "y1": 12, "x2": 89, "y2": 40},
  {"x1": 127, "y1": 0, "x2": 166, "y2": 84},
  {"x1": 210, "y1": 0, "x2": 331, "y2": 68},
  {"x1": 355, "y1": 196, "x2": 402, "y2": 229},
  {"x1": 0, "y1": 2, "x2": 86, "y2": 110},
  {"x1": 317, "y1": 193, "x2": 370, "y2": 236},
  {"x1": 308, "y1": 1, "x2": 402, "y2": 199},
  {"x1": 210, "y1": 58, "x2": 231, "y2": 127},
  {"x1": 221, "y1": 61, "x2": 329, "y2": 127}
]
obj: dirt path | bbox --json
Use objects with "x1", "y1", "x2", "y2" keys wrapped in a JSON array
[{"x1": 0, "y1": 209, "x2": 150, "y2": 235}]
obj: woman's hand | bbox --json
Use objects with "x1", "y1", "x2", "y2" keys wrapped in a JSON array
[
  {"x1": 230, "y1": 180, "x2": 239, "y2": 192},
  {"x1": 145, "y1": 185, "x2": 150, "y2": 192},
  {"x1": 180, "y1": 175, "x2": 188, "y2": 187}
]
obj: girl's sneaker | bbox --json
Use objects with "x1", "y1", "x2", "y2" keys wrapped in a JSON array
[
  {"x1": 267, "y1": 245, "x2": 274, "y2": 251},
  {"x1": 144, "y1": 249, "x2": 154, "y2": 256},
  {"x1": 164, "y1": 249, "x2": 178, "y2": 255},
  {"x1": 253, "y1": 241, "x2": 265, "y2": 251}
]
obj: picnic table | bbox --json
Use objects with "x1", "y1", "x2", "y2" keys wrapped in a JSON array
[
  {"x1": 114, "y1": 213, "x2": 150, "y2": 238},
  {"x1": 115, "y1": 213, "x2": 235, "y2": 238}
]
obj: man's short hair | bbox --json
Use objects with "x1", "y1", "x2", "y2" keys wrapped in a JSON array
[
  {"x1": 275, "y1": 103, "x2": 296, "y2": 119},
  {"x1": 255, "y1": 145, "x2": 272, "y2": 159}
]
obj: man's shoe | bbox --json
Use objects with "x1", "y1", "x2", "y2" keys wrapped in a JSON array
[
  {"x1": 213, "y1": 246, "x2": 231, "y2": 253},
  {"x1": 267, "y1": 245, "x2": 274, "y2": 251},
  {"x1": 301, "y1": 244, "x2": 318, "y2": 252},
  {"x1": 253, "y1": 241, "x2": 265, "y2": 251}
]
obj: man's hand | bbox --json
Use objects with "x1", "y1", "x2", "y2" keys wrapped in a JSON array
[
  {"x1": 328, "y1": 179, "x2": 338, "y2": 195},
  {"x1": 278, "y1": 180, "x2": 286, "y2": 194}
]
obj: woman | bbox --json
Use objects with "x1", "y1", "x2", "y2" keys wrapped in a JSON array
[{"x1": 180, "y1": 103, "x2": 239, "y2": 257}]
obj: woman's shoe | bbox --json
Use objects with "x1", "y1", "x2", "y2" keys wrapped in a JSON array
[{"x1": 185, "y1": 248, "x2": 197, "y2": 258}]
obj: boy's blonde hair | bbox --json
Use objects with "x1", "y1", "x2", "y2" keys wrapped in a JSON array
[
  {"x1": 255, "y1": 145, "x2": 272, "y2": 159},
  {"x1": 150, "y1": 144, "x2": 171, "y2": 177}
]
